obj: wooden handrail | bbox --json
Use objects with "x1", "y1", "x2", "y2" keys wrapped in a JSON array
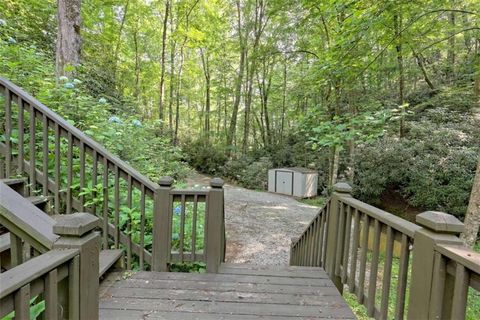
[
  {"x1": 0, "y1": 76, "x2": 159, "y2": 192},
  {"x1": 0, "y1": 181, "x2": 58, "y2": 252},
  {"x1": 1, "y1": 76, "x2": 227, "y2": 273},
  {"x1": 0, "y1": 249, "x2": 80, "y2": 319},
  {"x1": 291, "y1": 183, "x2": 480, "y2": 320}
]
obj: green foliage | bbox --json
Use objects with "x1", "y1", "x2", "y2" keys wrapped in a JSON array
[
  {"x1": 223, "y1": 156, "x2": 273, "y2": 190},
  {"x1": 354, "y1": 117, "x2": 479, "y2": 217},
  {"x1": 183, "y1": 138, "x2": 227, "y2": 175}
]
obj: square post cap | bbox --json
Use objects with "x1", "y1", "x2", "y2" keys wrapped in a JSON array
[
  {"x1": 416, "y1": 211, "x2": 464, "y2": 234},
  {"x1": 210, "y1": 178, "x2": 224, "y2": 188},
  {"x1": 333, "y1": 182, "x2": 352, "y2": 194},
  {"x1": 53, "y1": 212, "x2": 99, "y2": 237},
  {"x1": 159, "y1": 176, "x2": 174, "y2": 187}
]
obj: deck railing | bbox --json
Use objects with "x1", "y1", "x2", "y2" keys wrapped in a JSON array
[
  {"x1": 0, "y1": 249, "x2": 81, "y2": 319},
  {"x1": 0, "y1": 76, "x2": 225, "y2": 273},
  {"x1": 290, "y1": 182, "x2": 480, "y2": 320}
]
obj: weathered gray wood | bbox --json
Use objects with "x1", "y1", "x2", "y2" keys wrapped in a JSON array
[
  {"x1": 429, "y1": 251, "x2": 446, "y2": 318},
  {"x1": 0, "y1": 249, "x2": 78, "y2": 298},
  {"x1": 395, "y1": 233, "x2": 410, "y2": 320},
  {"x1": 9, "y1": 232, "x2": 22, "y2": 267},
  {"x1": 380, "y1": 226, "x2": 394, "y2": 320},
  {"x1": 205, "y1": 178, "x2": 225, "y2": 273},
  {"x1": 0, "y1": 181, "x2": 58, "y2": 251},
  {"x1": 44, "y1": 269, "x2": 59, "y2": 320},
  {"x1": 4, "y1": 88, "x2": 11, "y2": 177},
  {"x1": 348, "y1": 208, "x2": 360, "y2": 293},
  {"x1": 338, "y1": 196, "x2": 420, "y2": 238},
  {"x1": 451, "y1": 263, "x2": 469, "y2": 320},
  {"x1": 407, "y1": 211, "x2": 464, "y2": 320},
  {"x1": 153, "y1": 177, "x2": 173, "y2": 272},
  {"x1": 357, "y1": 213, "x2": 369, "y2": 304},
  {"x1": 53, "y1": 214, "x2": 100, "y2": 320},
  {"x1": 42, "y1": 114, "x2": 49, "y2": 197},
  {"x1": 14, "y1": 283, "x2": 30, "y2": 319},
  {"x1": 17, "y1": 97, "x2": 25, "y2": 175},
  {"x1": 54, "y1": 123, "x2": 61, "y2": 215},
  {"x1": 53, "y1": 212, "x2": 99, "y2": 236},
  {"x1": 99, "y1": 249, "x2": 124, "y2": 278},
  {"x1": 367, "y1": 219, "x2": 381, "y2": 317},
  {"x1": 99, "y1": 264, "x2": 355, "y2": 319}
]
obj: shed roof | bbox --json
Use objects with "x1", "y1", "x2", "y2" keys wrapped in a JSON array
[{"x1": 275, "y1": 167, "x2": 317, "y2": 174}]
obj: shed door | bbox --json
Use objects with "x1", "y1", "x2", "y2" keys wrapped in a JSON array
[{"x1": 276, "y1": 171, "x2": 293, "y2": 195}]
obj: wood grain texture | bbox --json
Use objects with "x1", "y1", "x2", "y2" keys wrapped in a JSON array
[{"x1": 99, "y1": 264, "x2": 355, "y2": 319}]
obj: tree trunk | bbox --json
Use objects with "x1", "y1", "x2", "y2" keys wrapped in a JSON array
[
  {"x1": 168, "y1": 10, "x2": 175, "y2": 136},
  {"x1": 200, "y1": 48, "x2": 211, "y2": 142},
  {"x1": 173, "y1": 45, "x2": 184, "y2": 146},
  {"x1": 226, "y1": 1, "x2": 246, "y2": 148},
  {"x1": 280, "y1": 60, "x2": 287, "y2": 143},
  {"x1": 56, "y1": 0, "x2": 82, "y2": 78},
  {"x1": 447, "y1": 2, "x2": 456, "y2": 83},
  {"x1": 394, "y1": 13, "x2": 405, "y2": 138},
  {"x1": 461, "y1": 156, "x2": 480, "y2": 247},
  {"x1": 158, "y1": 0, "x2": 170, "y2": 128}
]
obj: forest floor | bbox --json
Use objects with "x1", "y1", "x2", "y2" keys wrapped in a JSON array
[{"x1": 186, "y1": 172, "x2": 319, "y2": 265}]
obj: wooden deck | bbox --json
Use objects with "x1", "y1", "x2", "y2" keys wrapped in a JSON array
[{"x1": 99, "y1": 263, "x2": 355, "y2": 319}]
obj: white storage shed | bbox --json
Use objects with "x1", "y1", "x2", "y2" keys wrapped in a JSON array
[{"x1": 268, "y1": 167, "x2": 318, "y2": 198}]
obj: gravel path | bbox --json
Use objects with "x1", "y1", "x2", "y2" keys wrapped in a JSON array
[{"x1": 187, "y1": 173, "x2": 319, "y2": 265}]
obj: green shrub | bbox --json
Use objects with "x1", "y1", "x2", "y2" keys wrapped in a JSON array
[
  {"x1": 223, "y1": 156, "x2": 273, "y2": 190},
  {"x1": 354, "y1": 119, "x2": 479, "y2": 218},
  {"x1": 183, "y1": 138, "x2": 227, "y2": 175}
]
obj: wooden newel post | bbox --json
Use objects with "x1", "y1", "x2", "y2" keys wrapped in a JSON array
[
  {"x1": 325, "y1": 182, "x2": 352, "y2": 293},
  {"x1": 153, "y1": 176, "x2": 173, "y2": 272},
  {"x1": 52, "y1": 212, "x2": 100, "y2": 320},
  {"x1": 407, "y1": 211, "x2": 464, "y2": 320},
  {"x1": 206, "y1": 178, "x2": 225, "y2": 273}
]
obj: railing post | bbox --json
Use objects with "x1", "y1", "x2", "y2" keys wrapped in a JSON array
[
  {"x1": 52, "y1": 212, "x2": 100, "y2": 320},
  {"x1": 206, "y1": 178, "x2": 225, "y2": 273},
  {"x1": 153, "y1": 176, "x2": 173, "y2": 272},
  {"x1": 325, "y1": 182, "x2": 352, "y2": 293},
  {"x1": 407, "y1": 211, "x2": 464, "y2": 320}
]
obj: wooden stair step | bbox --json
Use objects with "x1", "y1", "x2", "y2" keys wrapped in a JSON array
[
  {"x1": 99, "y1": 249, "x2": 124, "y2": 278},
  {"x1": 26, "y1": 196, "x2": 51, "y2": 213},
  {"x1": 0, "y1": 178, "x2": 27, "y2": 196}
]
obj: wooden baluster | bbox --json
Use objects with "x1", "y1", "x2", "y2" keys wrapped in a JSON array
[
  {"x1": 451, "y1": 264, "x2": 469, "y2": 319},
  {"x1": 367, "y1": 219, "x2": 381, "y2": 317},
  {"x1": 179, "y1": 194, "x2": 186, "y2": 262},
  {"x1": 114, "y1": 166, "x2": 120, "y2": 249},
  {"x1": 4, "y1": 88, "x2": 11, "y2": 177},
  {"x1": 348, "y1": 208, "x2": 360, "y2": 293},
  {"x1": 79, "y1": 142, "x2": 85, "y2": 211},
  {"x1": 10, "y1": 233, "x2": 23, "y2": 267},
  {"x1": 17, "y1": 97, "x2": 25, "y2": 175},
  {"x1": 54, "y1": 124, "x2": 61, "y2": 214},
  {"x1": 126, "y1": 175, "x2": 133, "y2": 269},
  {"x1": 191, "y1": 194, "x2": 198, "y2": 261},
  {"x1": 358, "y1": 213, "x2": 369, "y2": 304},
  {"x1": 29, "y1": 104, "x2": 36, "y2": 194},
  {"x1": 68, "y1": 255, "x2": 80, "y2": 320},
  {"x1": 380, "y1": 226, "x2": 394, "y2": 320},
  {"x1": 335, "y1": 202, "x2": 346, "y2": 277},
  {"x1": 44, "y1": 269, "x2": 59, "y2": 320},
  {"x1": 14, "y1": 284, "x2": 30, "y2": 319},
  {"x1": 342, "y1": 205, "x2": 352, "y2": 282},
  {"x1": 92, "y1": 150, "x2": 98, "y2": 215},
  {"x1": 313, "y1": 216, "x2": 320, "y2": 266},
  {"x1": 66, "y1": 132, "x2": 73, "y2": 213},
  {"x1": 139, "y1": 185, "x2": 146, "y2": 270},
  {"x1": 395, "y1": 234, "x2": 410, "y2": 320},
  {"x1": 429, "y1": 252, "x2": 446, "y2": 318},
  {"x1": 42, "y1": 114, "x2": 48, "y2": 196},
  {"x1": 320, "y1": 206, "x2": 327, "y2": 266},
  {"x1": 305, "y1": 225, "x2": 311, "y2": 266},
  {"x1": 102, "y1": 157, "x2": 109, "y2": 249}
]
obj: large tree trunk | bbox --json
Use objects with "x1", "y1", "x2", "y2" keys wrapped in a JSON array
[
  {"x1": 158, "y1": 0, "x2": 170, "y2": 128},
  {"x1": 56, "y1": 0, "x2": 82, "y2": 78},
  {"x1": 461, "y1": 156, "x2": 480, "y2": 247}
]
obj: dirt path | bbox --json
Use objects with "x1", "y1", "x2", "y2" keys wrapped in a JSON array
[{"x1": 186, "y1": 173, "x2": 319, "y2": 265}]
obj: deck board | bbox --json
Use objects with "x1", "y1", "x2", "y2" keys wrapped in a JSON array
[{"x1": 99, "y1": 263, "x2": 355, "y2": 319}]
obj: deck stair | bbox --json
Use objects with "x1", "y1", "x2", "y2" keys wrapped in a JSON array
[
  {"x1": 98, "y1": 263, "x2": 355, "y2": 319},
  {"x1": 0, "y1": 179, "x2": 123, "y2": 277}
]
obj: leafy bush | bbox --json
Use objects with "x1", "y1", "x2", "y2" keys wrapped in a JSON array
[
  {"x1": 354, "y1": 118, "x2": 479, "y2": 218},
  {"x1": 183, "y1": 138, "x2": 227, "y2": 175},
  {"x1": 223, "y1": 156, "x2": 273, "y2": 190}
]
